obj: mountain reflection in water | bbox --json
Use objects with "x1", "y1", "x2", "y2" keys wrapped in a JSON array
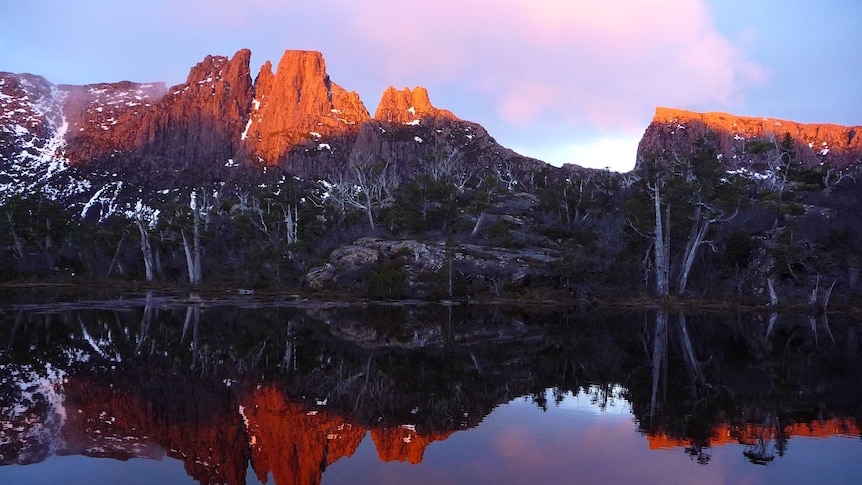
[{"x1": 0, "y1": 299, "x2": 860, "y2": 484}]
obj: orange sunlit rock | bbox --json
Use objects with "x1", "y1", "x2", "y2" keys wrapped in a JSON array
[
  {"x1": 244, "y1": 50, "x2": 370, "y2": 164},
  {"x1": 131, "y1": 48, "x2": 254, "y2": 169},
  {"x1": 638, "y1": 107, "x2": 862, "y2": 170},
  {"x1": 373, "y1": 86, "x2": 457, "y2": 124}
]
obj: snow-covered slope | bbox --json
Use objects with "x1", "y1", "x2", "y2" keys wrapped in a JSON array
[{"x1": 0, "y1": 73, "x2": 74, "y2": 199}]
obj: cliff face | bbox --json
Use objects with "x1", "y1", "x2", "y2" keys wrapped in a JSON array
[
  {"x1": 131, "y1": 49, "x2": 253, "y2": 172},
  {"x1": 373, "y1": 86, "x2": 457, "y2": 124},
  {"x1": 637, "y1": 107, "x2": 862, "y2": 171},
  {"x1": 244, "y1": 50, "x2": 369, "y2": 165},
  {"x1": 61, "y1": 81, "x2": 167, "y2": 164}
]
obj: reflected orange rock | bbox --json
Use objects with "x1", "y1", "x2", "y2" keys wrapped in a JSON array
[
  {"x1": 28, "y1": 377, "x2": 462, "y2": 485},
  {"x1": 61, "y1": 376, "x2": 249, "y2": 485},
  {"x1": 370, "y1": 425, "x2": 455, "y2": 464},
  {"x1": 241, "y1": 386, "x2": 366, "y2": 485},
  {"x1": 646, "y1": 418, "x2": 860, "y2": 450}
]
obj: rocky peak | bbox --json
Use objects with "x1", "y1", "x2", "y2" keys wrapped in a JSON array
[
  {"x1": 373, "y1": 86, "x2": 456, "y2": 124},
  {"x1": 130, "y1": 49, "x2": 254, "y2": 171},
  {"x1": 637, "y1": 107, "x2": 862, "y2": 172},
  {"x1": 243, "y1": 50, "x2": 370, "y2": 165}
]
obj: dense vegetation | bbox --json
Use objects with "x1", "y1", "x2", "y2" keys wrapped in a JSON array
[{"x1": 2, "y1": 135, "x2": 862, "y2": 306}]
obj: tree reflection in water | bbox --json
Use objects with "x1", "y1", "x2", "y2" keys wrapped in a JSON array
[{"x1": 0, "y1": 300, "x2": 860, "y2": 484}]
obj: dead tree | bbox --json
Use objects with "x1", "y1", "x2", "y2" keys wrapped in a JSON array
[
  {"x1": 134, "y1": 217, "x2": 155, "y2": 282},
  {"x1": 181, "y1": 191, "x2": 203, "y2": 285}
]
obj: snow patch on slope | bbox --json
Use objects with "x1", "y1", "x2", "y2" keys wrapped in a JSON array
[{"x1": 0, "y1": 76, "x2": 74, "y2": 201}]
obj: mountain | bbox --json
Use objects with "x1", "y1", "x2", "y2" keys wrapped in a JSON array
[
  {"x1": 3, "y1": 48, "x2": 862, "y2": 304},
  {"x1": 0, "y1": 49, "x2": 542, "y2": 218},
  {"x1": 637, "y1": 107, "x2": 862, "y2": 171}
]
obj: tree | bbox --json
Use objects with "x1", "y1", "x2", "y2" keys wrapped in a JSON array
[
  {"x1": 129, "y1": 201, "x2": 159, "y2": 282},
  {"x1": 180, "y1": 190, "x2": 204, "y2": 285},
  {"x1": 670, "y1": 145, "x2": 741, "y2": 294},
  {"x1": 323, "y1": 155, "x2": 397, "y2": 231},
  {"x1": 631, "y1": 140, "x2": 742, "y2": 297}
]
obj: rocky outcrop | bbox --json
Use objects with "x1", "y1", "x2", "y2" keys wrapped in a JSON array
[
  {"x1": 132, "y1": 49, "x2": 253, "y2": 173},
  {"x1": 370, "y1": 426, "x2": 454, "y2": 464},
  {"x1": 60, "y1": 81, "x2": 166, "y2": 163},
  {"x1": 373, "y1": 86, "x2": 456, "y2": 124},
  {"x1": 61, "y1": 376, "x2": 250, "y2": 485},
  {"x1": 637, "y1": 107, "x2": 862, "y2": 171},
  {"x1": 243, "y1": 50, "x2": 369, "y2": 169},
  {"x1": 1, "y1": 73, "x2": 66, "y2": 198},
  {"x1": 2, "y1": 48, "x2": 549, "y2": 204},
  {"x1": 305, "y1": 237, "x2": 559, "y2": 296}
]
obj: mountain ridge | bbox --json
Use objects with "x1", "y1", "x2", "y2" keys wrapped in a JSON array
[
  {"x1": 4, "y1": 49, "x2": 862, "y2": 198},
  {"x1": 637, "y1": 106, "x2": 862, "y2": 172}
]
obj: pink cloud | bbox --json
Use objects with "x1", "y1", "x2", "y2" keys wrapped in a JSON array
[
  {"x1": 109, "y1": 0, "x2": 766, "y2": 168},
  {"x1": 326, "y1": 0, "x2": 767, "y2": 129}
]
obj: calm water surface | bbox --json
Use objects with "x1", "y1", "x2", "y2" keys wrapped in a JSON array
[{"x1": 0, "y1": 296, "x2": 859, "y2": 484}]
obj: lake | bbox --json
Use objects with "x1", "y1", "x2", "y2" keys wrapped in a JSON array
[{"x1": 1, "y1": 294, "x2": 860, "y2": 484}]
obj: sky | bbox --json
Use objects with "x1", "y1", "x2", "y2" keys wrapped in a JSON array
[{"x1": 1, "y1": 0, "x2": 860, "y2": 172}]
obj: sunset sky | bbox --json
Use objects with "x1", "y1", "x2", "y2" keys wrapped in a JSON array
[{"x1": 2, "y1": 0, "x2": 859, "y2": 172}]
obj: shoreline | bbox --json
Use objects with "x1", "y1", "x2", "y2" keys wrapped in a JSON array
[{"x1": 2, "y1": 280, "x2": 860, "y2": 316}]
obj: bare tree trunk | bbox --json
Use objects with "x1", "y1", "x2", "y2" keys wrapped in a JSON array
[
  {"x1": 193, "y1": 199, "x2": 202, "y2": 284},
  {"x1": 365, "y1": 202, "x2": 375, "y2": 231},
  {"x1": 677, "y1": 215, "x2": 710, "y2": 295},
  {"x1": 677, "y1": 312, "x2": 704, "y2": 386},
  {"x1": 767, "y1": 278, "x2": 779, "y2": 306},
  {"x1": 766, "y1": 313, "x2": 778, "y2": 337},
  {"x1": 471, "y1": 211, "x2": 487, "y2": 237},
  {"x1": 136, "y1": 291, "x2": 154, "y2": 354},
  {"x1": 650, "y1": 309, "x2": 668, "y2": 422},
  {"x1": 823, "y1": 279, "x2": 836, "y2": 311},
  {"x1": 107, "y1": 229, "x2": 128, "y2": 277},
  {"x1": 653, "y1": 183, "x2": 669, "y2": 298},
  {"x1": 180, "y1": 191, "x2": 203, "y2": 285},
  {"x1": 181, "y1": 229, "x2": 198, "y2": 285},
  {"x1": 134, "y1": 218, "x2": 154, "y2": 282},
  {"x1": 285, "y1": 205, "x2": 297, "y2": 260},
  {"x1": 6, "y1": 213, "x2": 25, "y2": 264}
]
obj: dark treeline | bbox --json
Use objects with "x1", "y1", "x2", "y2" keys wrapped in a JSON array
[{"x1": 2, "y1": 135, "x2": 862, "y2": 304}]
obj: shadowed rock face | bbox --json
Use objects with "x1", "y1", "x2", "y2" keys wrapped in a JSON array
[
  {"x1": 637, "y1": 107, "x2": 862, "y2": 171},
  {"x1": 131, "y1": 49, "x2": 254, "y2": 172}
]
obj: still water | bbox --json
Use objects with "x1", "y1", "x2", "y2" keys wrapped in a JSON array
[{"x1": 0, "y1": 295, "x2": 860, "y2": 484}]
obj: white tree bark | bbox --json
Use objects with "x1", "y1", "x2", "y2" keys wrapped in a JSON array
[
  {"x1": 767, "y1": 278, "x2": 779, "y2": 306},
  {"x1": 471, "y1": 211, "x2": 486, "y2": 237},
  {"x1": 652, "y1": 182, "x2": 669, "y2": 298},
  {"x1": 181, "y1": 229, "x2": 196, "y2": 284},
  {"x1": 134, "y1": 218, "x2": 154, "y2": 282},
  {"x1": 192, "y1": 193, "x2": 202, "y2": 284}
]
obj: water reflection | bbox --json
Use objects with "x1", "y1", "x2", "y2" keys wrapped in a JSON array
[{"x1": 0, "y1": 300, "x2": 860, "y2": 484}]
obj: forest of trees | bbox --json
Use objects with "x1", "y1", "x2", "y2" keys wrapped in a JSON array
[{"x1": 2, "y1": 135, "x2": 862, "y2": 305}]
